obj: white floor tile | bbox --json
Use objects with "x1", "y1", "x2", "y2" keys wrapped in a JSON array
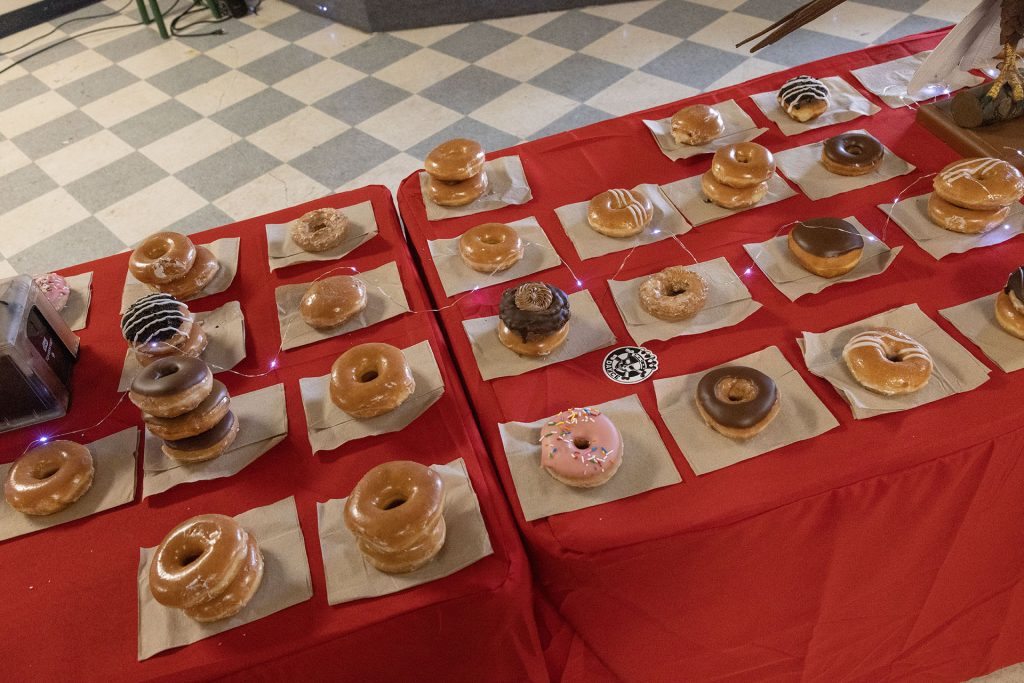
[
  {"x1": 96, "y1": 177, "x2": 208, "y2": 245},
  {"x1": 583, "y1": 25, "x2": 683, "y2": 68},
  {"x1": 206, "y1": 30, "x2": 289, "y2": 68},
  {"x1": 358, "y1": 96, "x2": 462, "y2": 151},
  {"x1": 72, "y1": 17, "x2": 142, "y2": 48},
  {"x1": 177, "y1": 70, "x2": 266, "y2": 116},
  {"x1": 32, "y1": 50, "x2": 112, "y2": 89},
  {"x1": 705, "y1": 57, "x2": 783, "y2": 91},
  {"x1": 805, "y1": 2, "x2": 909, "y2": 43},
  {"x1": 476, "y1": 36, "x2": 574, "y2": 82},
  {"x1": 0, "y1": 91, "x2": 76, "y2": 137},
  {"x1": 81, "y1": 81, "x2": 169, "y2": 127},
  {"x1": 390, "y1": 23, "x2": 466, "y2": 47},
  {"x1": 339, "y1": 152, "x2": 421, "y2": 195},
  {"x1": 471, "y1": 83, "x2": 577, "y2": 138},
  {"x1": 0, "y1": 140, "x2": 32, "y2": 177},
  {"x1": 582, "y1": 1, "x2": 659, "y2": 23},
  {"x1": 119, "y1": 40, "x2": 200, "y2": 80},
  {"x1": 375, "y1": 49, "x2": 468, "y2": 93},
  {"x1": 295, "y1": 24, "x2": 371, "y2": 57},
  {"x1": 587, "y1": 70, "x2": 699, "y2": 116},
  {"x1": 485, "y1": 11, "x2": 563, "y2": 35},
  {"x1": 0, "y1": 189, "x2": 89, "y2": 256},
  {"x1": 141, "y1": 119, "x2": 239, "y2": 174},
  {"x1": 240, "y1": 0, "x2": 299, "y2": 29},
  {"x1": 248, "y1": 106, "x2": 349, "y2": 162},
  {"x1": 36, "y1": 130, "x2": 134, "y2": 185},
  {"x1": 689, "y1": 13, "x2": 774, "y2": 56},
  {"x1": 914, "y1": 0, "x2": 971, "y2": 23},
  {"x1": 213, "y1": 163, "x2": 328, "y2": 220},
  {"x1": 0, "y1": 25, "x2": 62, "y2": 54},
  {"x1": 0, "y1": 260, "x2": 17, "y2": 279},
  {"x1": 272, "y1": 59, "x2": 365, "y2": 105}
]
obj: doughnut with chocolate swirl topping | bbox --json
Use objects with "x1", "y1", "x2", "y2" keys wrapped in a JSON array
[{"x1": 497, "y1": 282, "x2": 571, "y2": 357}]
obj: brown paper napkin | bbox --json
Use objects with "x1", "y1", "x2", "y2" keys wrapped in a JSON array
[
  {"x1": 419, "y1": 155, "x2": 532, "y2": 221},
  {"x1": 653, "y1": 346, "x2": 838, "y2": 475},
  {"x1": 850, "y1": 51, "x2": 983, "y2": 108},
  {"x1": 661, "y1": 172, "x2": 797, "y2": 226},
  {"x1": 265, "y1": 200, "x2": 379, "y2": 271},
  {"x1": 141, "y1": 383, "x2": 287, "y2": 499},
  {"x1": 121, "y1": 237, "x2": 241, "y2": 313},
  {"x1": 879, "y1": 192, "x2": 1024, "y2": 260},
  {"x1": 299, "y1": 340, "x2": 444, "y2": 454},
  {"x1": 799, "y1": 303, "x2": 991, "y2": 419},
  {"x1": 643, "y1": 99, "x2": 768, "y2": 161},
  {"x1": 275, "y1": 261, "x2": 409, "y2": 352},
  {"x1": 497, "y1": 394, "x2": 681, "y2": 521},
  {"x1": 0, "y1": 427, "x2": 138, "y2": 541},
  {"x1": 136, "y1": 496, "x2": 313, "y2": 661},
  {"x1": 774, "y1": 130, "x2": 915, "y2": 200},
  {"x1": 462, "y1": 289, "x2": 616, "y2": 381},
  {"x1": 118, "y1": 301, "x2": 247, "y2": 392},
  {"x1": 316, "y1": 458, "x2": 494, "y2": 604},
  {"x1": 940, "y1": 292, "x2": 1024, "y2": 373},
  {"x1": 0, "y1": 272, "x2": 93, "y2": 330},
  {"x1": 743, "y1": 217, "x2": 901, "y2": 301},
  {"x1": 427, "y1": 217, "x2": 562, "y2": 297},
  {"x1": 554, "y1": 184, "x2": 691, "y2": 261},
  {"x1": 608, "y1": 257, "x2": 760, "y2": 345},
  {"x1": 750, "y1": 76, "x2": 880, "y2": 136}
]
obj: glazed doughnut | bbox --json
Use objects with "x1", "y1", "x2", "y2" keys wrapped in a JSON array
[
  {"x1": 129, "y1": 356, "x2": 213, "y2": 418},
  {"x1": 424, "y1": 138, "x2": 485, "y2": 181},
  {"x1": 587, "y1": 189, "x2": 654, "y2": 238},
  {"x1": 290, "y1": 208, "x2": 348, "y2": 253},
  {"x1": 842, "y1": 326, "x2": 933, "y2": 395},
  {"x1": 701, "y1": 171, "x2": 767, "y2": 209},
  {"x1": 927, "y1": 193, "x2": 1009, "y2": 234},
  {"x1": 696, "y1": 366, "x2": 780, "y2": 440},
  {"x1": 671, "y1": 104, "x2": 725, "y2": 145},
  {"x1": 787, "y1": 218, "x2": 865, "y2": 278},
  {"x1": 344, "y1": 460, "x2": 446, "y2": 574},
  {"x1": 184, "y1": 535, "x2": 263, "y2": 623},
  {"x1": 130, "y1": 232, "x2": 196, "y2": 285},
  {"x1": 995, "y1": 266, "x2": 1024, "y2": 339},
  {"x1": 145, "y1": 380, "x2": 231, "y2": 441},
  {"x1": 821, "y1": 132, "x2": 884, "y2": 176},
  {"x1": 162, "y1": 411, "x2": 238, "y2": 462},
  {"x1": 458, "y1": 223, "x2": 524, "y2": 273},
  {"x1": 539, "y1": 407, "x2": 623, "y2": 488},
  {"x1": 153, "y1": 246, "x2": 220, "y2": 299},
  {"x1": 330, "y1": 343, "x2": 416, "y2": 418},
  {"x1": 427, "y1": 171, "x2": 488, "y2": 207},
  {"x1": 932, "y1": 157, "x2": 1024, "y2": 211},
  {"x1": 777, "y1": 75, "x2": 830, "y2": 122},
  {"x1": 639, "y1": 266, "x2": 708, "y2": 321},
  {"x1": 711, "y1": 142, "x2": 775, "y2": 188},
  {"x1": 32, "y1": 273, "x2": 71, "y2": 312},
  {"x1": 4, "y1": 440, "x2": 94, "y2": 516},
  {"x1": 497, "y1": 282, "x2": 571, "y2": 357},
  {"x1": 299, "y1": 276, "x2": 367, "y2": 329}
]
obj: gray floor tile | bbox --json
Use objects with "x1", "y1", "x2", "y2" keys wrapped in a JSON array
[
  {"x1": 430, "y1": 23, "x2": 518, "y2": 63},
  {"x1": 0, "y1": 74, "x2": 48, "y2": 113},
  {"x1": 0, "y1": 164, "x2": 58, "y2": 218},
  {"x1": 240, "y1": 44, "x2": 321, "y2": 85},
  {"x1": 53, "y1": 2, "x2": 128, "y2": 29},
  {"x1": 641, "y1": 41, "x2": 745, "y2": 89},
  {"x1": 313, "y1": 76, "x2": 408, "y2": 124},
  {"x1": 211, "y1": 88, "x2": 303, "y2": 137},
  {"x1": 753, "y1": 29, "x2": 867, "y2": 67},
  {"x1": 528, "y1": 10, "x2": 620, "y2": 51},
  {"x1": 420, "y1": 66, "x2": 518, "y2": 115},
  {"x1": 13, "y1": 37, "x2": 86, "y2": 70},
  {"x1": 734, "y1": 0, "x2": 810, "y2": 21},
  {"x1": 94, "y1": 26, "x2": 164, "y2": 62},
  {"x1": 173, "y1": 22, "x2": 255, "y2": 52},
  {"x1": 262, "y1": 8, "x2": 331, "y2": 42},
  {"x1": 407, "y1": 118, "x2": 521, "y2": 161},
  {"x1": 290, "y1": 129, "x2": 398, "y2": 188},
  {"x1": 630, "y1": 1, "x2": 726, "y2": 39},
  {"x1": 8, "y1": 217, "x2": 125, "y2": 273},
  {"x1": 876, "y1": 14, "x2": 950, "y2": 44},
  {"x1": 64, "y1": 152, "x2": 168, "y2": 213},
  {"x1": 109, "y1": 99, "x2": 202, "y2": 148},
  {"x1": 334, "y1": 34, "x2": 420, "y2": 74},
  {"x1": 175, "y1": 140, "x2": 280, "y2": 201},
  {"x1": 56, "y1": 64, "x2": 136, "y2": 107},
  {"x1": 530, "y1": 53, "x2": 630, "y2": 102},
  {"x1": 11, "y1": 110, "x2": 103, "y2": 159},
  {"x1": 529, "y1": 104, "x2": 610, "y2": 140},
  {"x1": 161, "y1": 203, "x2": 235, "y2": 237},
  {"x1": 147, "y1": 55, "x2": 230, "y2": 97}
]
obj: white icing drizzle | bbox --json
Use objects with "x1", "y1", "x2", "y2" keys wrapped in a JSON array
[
  {"x1": 121, "y1": 293, "x2": 189, "y2": 344},
  {"x1": 842, "y1": 330, "x2": 933, "y2": 365},
  {"x1": 777, "y1": 76, "x2": 829, "y2": 115},
  {"x1": 607, "y1": 188, "x2": 650, "y2": 225},
  {"x1": 938, "y1": 158, "x2": 1002, "y2": 184}
]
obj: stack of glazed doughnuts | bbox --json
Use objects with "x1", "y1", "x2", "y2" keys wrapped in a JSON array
[
  {"x1": 4, "y1": 440, "x2": 94, "y2": 515},
  {"x1": 121, "y1": 293, "x2": 207, "y2": 366},
  {"x1": 130, "y1": 231, "x2": 220, "y2": 299},
  {"x1": 330, "y1": 342, "x2": 416, "y2": 418},
  {"x1": 928, "y1": 157, "x2": 1024, "y2": 234},
  {"x1": 702, "y1": 142, "x2": 775, "y2": 209},
  {"x1": 130, "y1": 357, "x2": 238, "y2": 462},
  {"x1": 424, "y1": 139, "x2": 487, "y2": 207}
]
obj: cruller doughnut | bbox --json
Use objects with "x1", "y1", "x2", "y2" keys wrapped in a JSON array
[
  {"x1": 639, "y1": 266, "x2": 708, "y2": 321},
  {"x1": 330, "y1": 343, "x2": 416, "y2": 418},
  {"x1": 130, "y1": 231, "x2": 196, "y2": 285},
  {"x1": 995, "y1": 266, "x2": 1024, "y2": 340},
  {"x1": 787, "y1": 218, "x2": 865, "y2": 278},
  {"x1": 130, "y1": 356, "x2": 214, "y2": 418},
  {"x1": 539, "y1": 407, "x2": 623, "y2": 488},
  {"x1": 587, "y1": 188, "x2": 654, "y2": 238},
  {"x1": 696, "y1": 366, "x2": 780, "y2": 440},
  {"x1": 4, "y1": 440, "x2": 94, "y2": 516},
  {"x1": 458, "y1": 223, "x2": 524, "y2": 273},
  {"x1": 842, "y1": 326, "x2": 933, "y2": 395}
]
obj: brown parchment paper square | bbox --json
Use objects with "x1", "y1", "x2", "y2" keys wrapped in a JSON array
[
  {"x1": 661, "y1": 172, "x2": 797, "y2": 226},
  {"x1": 265, "y1": 200, "x2": 378, "y2": 271},
  {"x1": 879, "y1": 192, "x2": 1024, "y2": 260},
  {"x1": 463, "y1": 289, "x2": 616, "y2": 381},
  {"x1": 118, "y1": 301, "x2": 247, "y2": 392},
  {"x1": 299, "y1": 340, "x2": 444, "y2": 454},
  {"x1": 62, "y1": 272, "x2": 93, "y2": 331},
  {"x1": 850, "y1": 51, "x2": 982, "y2": 108},
  {"x1": 497, "y1": 394, "x2": 681, "y2": 521},
  {"x1": 121, "y1": 237, "x2": 241, "y2": 313},
  {"x1": 654, "y1": 346, "x2": 838, "y2": 475},
  {"x1": 141, "y1": 383, "x2": 287, "y2": 498},
  {"x1": 643, "y1": 99, "x2": 768, "y2": 161},
  {"x1": 750, "y1": 76, "x2": 880, "y2": 136},
  {"x1": 799, "y1": 303, "x2": 991, "y2": 419},
  {"x1": 940, "y1": 292, "x2": 1024, "y2": 373},
  {"x1": 774, "y1": 130, "x2": 915, "y2": 200},
  {"x1": 137, "y1": 496, "x2": 313, "y2": 661},
  {"x1": 554, "y1": 184, "x2": 691, "y2": 261},
  {"x1": 419, "y1": 155, "x2": 532, "y2": 221},
  {"x1": 316, "y1": 458, "x2": 494, "y2": 604},
  {"x1": 742, "y1": 217, "x2": 901, "y2": 301},
  {"x1": 427, "y1": 217, "x2": 562, "y2": 297},
  {"x1": 275, "y1": 261, "x2": 408, "y2": 351},
  {"x1": 608, "y1": 257, "x2": 761, "y2": 345},
  {"x1": 0, "y1": 427, "x2": 138, "y2": 542}
]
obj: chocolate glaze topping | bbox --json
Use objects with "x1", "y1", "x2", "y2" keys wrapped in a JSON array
[
  {"x1": 164, "y1": 411, "x2": 236, "y2": 451},
  {"x1": 823, "y1": 132, "x2": 883, "y2": 167},
  {"x1": 696, "y1": 366, "x2": 778, "y2": 429},
  {"x1": 1005, "y1": 266, "x2": 1024, "y2": 301},
  {"x1": 791, "y1": 218, "x2": 865, "y2": 257},
  {"x1": 499, "y1": 282, "x2": 570, "y2": 342},
  {"x1": 131, "y1": 356, "x2": 210, "y2": 397},
  {"x1": 144, "y1": 380, "x2": 228, "y2": 426}
]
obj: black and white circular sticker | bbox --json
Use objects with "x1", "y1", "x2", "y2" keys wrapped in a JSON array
[{"x1": 602, "y1": 346, "x2": 658, "y2": 384}]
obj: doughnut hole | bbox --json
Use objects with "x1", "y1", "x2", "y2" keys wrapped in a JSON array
[
  {"x1": 153, "y1": 364, "x2": 180, "y2": 380},
  {"x1": 573, "y1": 437, "x2": 592, "y2": 450},
  {"x1": 714, "y1": 377, "x2": 758, "y2": 404},
  {"x1": 668, "y1": 283, "x2": 690, "y2": 296},
  {"x1": 359, "y1": 370, "x2": 379, "y2": 383},
  {"x1": 844, "y1": 140, "x2": 864, "y2": 156},
  {"x1": 175, "y1": 541, "x2": 208, "y2": 569},
  {"x1": 32, "y1": 459, "x2": 61, "y2": 479},
  {"x1": 480, "y1": 234, "x2": 501, "y2": 245},
  {"x1": 142, "y1": 241, "x2": 171, "y2": 259},
  {"x1": 382, "y1": 497, "x2": 407, "y2": 510}
]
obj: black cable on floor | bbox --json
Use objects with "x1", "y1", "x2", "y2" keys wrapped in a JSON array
[
  {"x1": 170, "y1": 0, "x2": 229, "y2": 37},
  {"x1": 0, "y1": 0, "x2": 133, "y2": 55}
]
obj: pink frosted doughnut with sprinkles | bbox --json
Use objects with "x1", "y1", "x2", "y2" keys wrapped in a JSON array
[
  {"x1": 32, "y1": 273, "x2": 71, "y2": 312},
  {"x1": 539, "y1": 407, "x2": 623, "y2": 488}
]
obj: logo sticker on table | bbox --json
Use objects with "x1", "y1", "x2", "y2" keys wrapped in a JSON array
[{"x1": 603, "y1": 346, "x2": 658, "y2": 384}]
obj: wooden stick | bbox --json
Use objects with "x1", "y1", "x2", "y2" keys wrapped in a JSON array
[{"x1": 746, "y1": 0, "x2": 848, "y2": 53}]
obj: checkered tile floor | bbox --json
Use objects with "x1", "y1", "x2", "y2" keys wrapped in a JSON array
[{"x1": 0, "y1": 0, "x2": 967, "y2": 277}]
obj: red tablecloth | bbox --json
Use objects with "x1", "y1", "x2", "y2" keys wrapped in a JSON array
[
  {"x1": 397, "y1": 29, "x2": 1024, "y2": 682},
  {"x1": 0, "y1": 187, "x2": 547, "y2": 682}
]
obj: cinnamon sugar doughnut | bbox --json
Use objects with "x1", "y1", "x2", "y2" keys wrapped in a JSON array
[
  {"x1": 639, "y1": 266, "x2": 708, "y2": 321},
  {"x1": 290, "y1": 208, "x2": 348, "y2": 253},
  {"x1": 4, "y1": 441, "x2": 94, "y2": 516}
]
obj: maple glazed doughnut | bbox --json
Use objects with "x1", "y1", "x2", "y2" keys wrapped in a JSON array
[
  {"x1": 587, "y1": 188, "x2": 654, "y2": 237},
  {"x1": 995, "y1": 266, "x2": 1024, "y2": 339},
  {"x1": 300, "y1": 276, "x2": 367, "y2": 329},
  {"x1": 145, "y1": 380, "x2": 230, "y2": 441},
  {"x1": 539, "y1": 407, "x2": 623, "y2": 488},
  {"x1": 639, "y1": 266, "x2": 708, "y2": 321},
  {"x1": 927, "y1": 193, "x2": 1009, "y2": 234},
  {"x1": 4, "y1": 440, "x2": 94, "y2": 516},
  {"x1": 671, "y1": 104, "x2": 725, "y2": 145},
  {"x1": 458, "y1": 223, "x2": 524, "y2": 273},
  {"x1": 842, "y1": 326, "x2": 933, "y2": 395},
  {"x1": 701, "y1": 171, "x2": 768, "y2": 209},
  {"x1": 933, "y1": 158, "x2": 1024, "y2": 211},
  {"x1": 129, "y1": 356, "x2": 213, "y2": 418},
  {"x1": 696, "y1": 366, "x2": 780, "y2": 440},
  {"x1": 787, "y1": 218, "x2": 865, "y2": 278},
  {"x1": 290, "y1": 208, "x2": 348, "y2": 253},
  {"x1": 330, "y1": 343, "x2": 416, "y2": 418},
  {"x1": 344, "y1": 460, "x2": 446, "y2": 574},
  {"x1": 424, "y1": 139, "x2": 485, "y2": 181},
  {"x1": 427, "y1": 171, "x2": 488, "y2": 207},
  {"x1": 162, "y1": 411, "x2": 238, "y2": 462},
  {"x1": 711, "y1": 142, "x2": 775, "y2": 188},
  {"x1": 821, "y1": 132, "x2": 884, "y2": 176},
  {"x1": 130, "y1": 232, "x2": 196, "y2": 285},
  {"x1": 498, "y1": 282, "x2": 571, "y2": 356},
  {"x1": 154, "y1": 246, "x2": 220, "y2": 299}
]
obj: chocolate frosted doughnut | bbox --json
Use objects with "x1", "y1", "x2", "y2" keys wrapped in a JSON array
[
  {"x1": 1007, "y1": 266, "x2": 1024, "y2": 301},
  {"x1": 498, "y1": 282, "x2": 570, "y2": 343},
  {"x1": 790, "y1": 218, "x2": 864, "y2": 257},
  {"x1": 996, "y1": 266, "x2": 1024, "y2": 339},
  {"x1": 777, "y1": 75, "x2": 829, "y2": 122},
  {"x1": 696, "y1": 366, "x2": 780, "y2": 439},
  {"x1": 121, "y1": 293, "x2": 192, "y2": 347},
  {"x1": 162, "y1": 411, "x2": 239, "y2": 462},
  {"x1": 130, "y1": 356, "x2": 213, "y2": 418},
  {"x1": 821, "y1": 132, "x2": 883, "y2": 176}
]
